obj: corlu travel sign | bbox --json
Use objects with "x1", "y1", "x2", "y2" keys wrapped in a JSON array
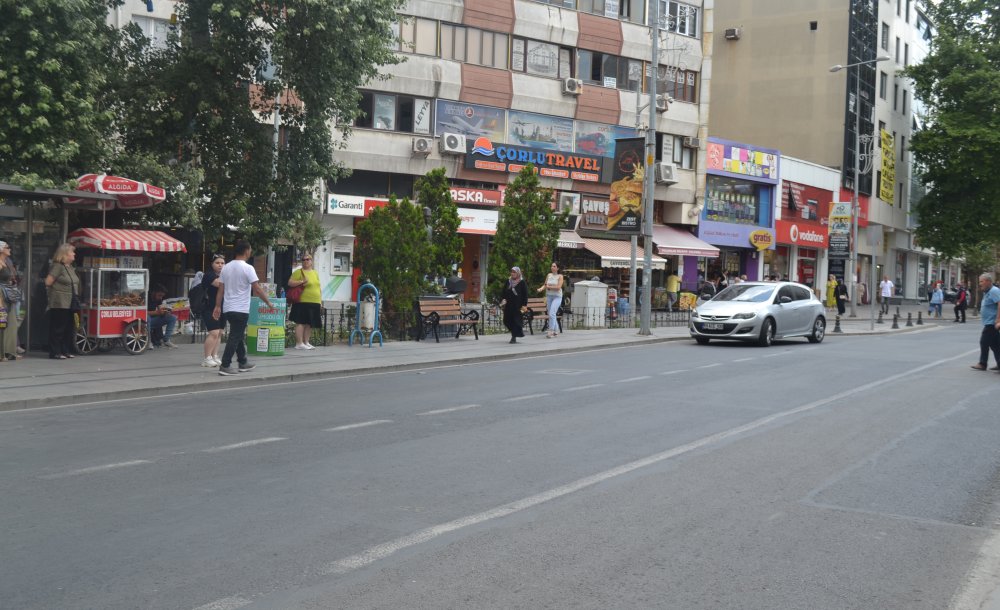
[{"x1": 464, "y1": 138, "x2": 605, "y2": 183}]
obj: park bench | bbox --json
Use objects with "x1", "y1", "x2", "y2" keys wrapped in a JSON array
[
  {"x1": 416, "y1": 298, "x2": 479, "y2": 342},
  {"x1": 523, "y1": 297, "x2": 563, "y2": 335}
]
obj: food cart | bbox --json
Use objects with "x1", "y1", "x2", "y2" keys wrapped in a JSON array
[{"x1": 67, "y1": 228, "x2": 187, "y2": 355}]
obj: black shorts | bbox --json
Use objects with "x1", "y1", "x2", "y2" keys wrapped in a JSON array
[
  {"x1": 201, "y1": 311, "x2": 225, "y2": 332},
  {"x1": 290, "y1": 302, "x2": 322, "y2": 327}
]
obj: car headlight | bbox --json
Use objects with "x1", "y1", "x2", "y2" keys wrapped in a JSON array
[
  {"x1": 731, "y1": 312, "x2": 756, "y2": 320},
  {"x1": 691, "y1": 309, "x2": 700, "y2": 319}
]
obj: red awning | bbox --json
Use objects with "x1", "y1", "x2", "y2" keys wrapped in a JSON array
[
  {"x1": 67, "y1": 228, "x2": 187, "y2": 252},
  {"x1": 651, "y1": 224, "x2": 720, "y2": 258}
]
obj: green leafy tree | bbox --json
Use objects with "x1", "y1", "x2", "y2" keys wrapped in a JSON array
[
  {"x1": 110, "y1": 0, "x2": 404, "y2": 247},
  {"x1": 905, "y1": 0, "x2": 1000, "y2": 259},
  {"x1": 416, "y1": 168, "x2": 463, "y2": 279},
  {"x1": 354, "y1": 195, "x2": 429, "y2": 315},
  {"x1": 488, "y1": 164, "x2": 565, "y2": 303},
  {"x1": 0, "y1": 0, "x2": 120, "y2": 187}
]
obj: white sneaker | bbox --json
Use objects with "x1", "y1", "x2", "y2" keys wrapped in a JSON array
[
  {"x1": 211, "y1": 356, "x2": 222, "y2": 366},
  {"x1": 294, "y1": 344, "x2": 308, "y2": 350},
  {"x1": 162, "y1": 340, "x2": 179, "y2": 349},
  {"x1": 201, "y1": 357, "x2": 216, "y2": 367},
  {"x1": 305, "y1": 343, "x2": 316, "y2": 350}
]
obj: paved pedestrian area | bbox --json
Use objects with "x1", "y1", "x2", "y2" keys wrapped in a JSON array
[{"x1": 0, "y1": 313, "x2": 945, "y2": 412}]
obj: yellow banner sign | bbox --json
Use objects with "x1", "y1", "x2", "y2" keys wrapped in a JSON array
[
  {"x1": 880, "y1": 129, "x2": 895, "y2": 204},
  {"x1": 749, "y1": 229, "x2": 774, "y2": 251}
]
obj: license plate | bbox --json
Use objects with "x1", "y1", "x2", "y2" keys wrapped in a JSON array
[{"x1": 702, "y1": 322, "x2": 723, "y2": 330}]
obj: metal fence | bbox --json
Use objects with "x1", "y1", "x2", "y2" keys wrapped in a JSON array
[{"x1": 186, "y1": 302, "x2": 691, "y2": 346}]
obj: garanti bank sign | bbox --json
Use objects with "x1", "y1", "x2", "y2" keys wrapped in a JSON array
[{"x1": 464, "y1": 138, "x2": 606, "y2": 183}]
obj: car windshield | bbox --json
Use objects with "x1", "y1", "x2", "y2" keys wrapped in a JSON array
[{"x1": 712, "y1": 284, "x2": 774, "y2": 303}]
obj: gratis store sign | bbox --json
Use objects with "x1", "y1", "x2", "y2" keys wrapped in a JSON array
[{"x1": 463, "y1": 138, "x2": 606, "y2": 183}]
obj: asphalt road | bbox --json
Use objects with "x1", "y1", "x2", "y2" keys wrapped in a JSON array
[{"x1": 3, "y1": 324, "x2": 1000, "y2": 609}]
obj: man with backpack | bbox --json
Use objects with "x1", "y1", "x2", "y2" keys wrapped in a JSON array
[{"x1": 954, "y1": 282, "x2": 968, "y2": 323}]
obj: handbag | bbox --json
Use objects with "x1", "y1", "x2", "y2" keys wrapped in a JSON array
[
  {"x1": 286, "y1": 271, "x2": 305, "y2": 304},
  {"x1": 1, "y1": 284, "x2": 22, "y2": 303}
]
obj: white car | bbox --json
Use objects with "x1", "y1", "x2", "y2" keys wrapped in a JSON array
[{"x1": 689, "y1": 281, "x2": 826, "y2": 347}]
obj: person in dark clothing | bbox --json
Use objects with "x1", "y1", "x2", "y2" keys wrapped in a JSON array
[
  {"x1": 835, "y1": 278, "x2": 849, "y2": 316},
  {"x1": 954, "y1": 283, "x2": 968, "y2": 323},
  {"x1": 200, "y1": 254, "x2": 226, "y2": 366},
  {"x1": 500, "y1": 266, "x2": 528, "y2": 344}
]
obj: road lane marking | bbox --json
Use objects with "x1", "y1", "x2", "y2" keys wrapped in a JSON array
[
  {"x1": 660, "y1": 369, "x2": 686, "y2": 375},
  {"x1": 696, "y1": 363, "x2": 721, "y2": 369},
  {"x1": 40, "y1": 459, "x2": 153, "y2": 479},
  {"x1": 191, "y1": 596, "x2": 252, "y2": 610},
  {"x1": 617, "y1": 376, "x2": 651, "y2": 383},
  {"x1": 502, "y1": 393, "x2": 550, "y2": 402},
  {"x1": 732, "y1": 358, "x2": 754, "y2": 362},
  {"x1": 323, "y1": 350, "x2": 972, "y2": 576},
  {"x1": 323, "y1": 420, "x2": 393, "y2": 432},
  {"x1": 565, "y1": 384, "x2": 605, "y2": 392},
  {"x1": 201, "y1": 437, "x2": 287, "y2": 453},
  {"x1": 418, "y1": 404, "x2": 479, "y2": 416}
]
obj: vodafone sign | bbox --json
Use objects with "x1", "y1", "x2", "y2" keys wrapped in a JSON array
[{"x1": 776, "y1": 219, "x2": 828, "y2": 248}]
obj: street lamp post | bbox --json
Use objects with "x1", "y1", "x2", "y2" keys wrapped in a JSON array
[{"x1": 829, "y1": 55, "x2": 889, "y2": 317}]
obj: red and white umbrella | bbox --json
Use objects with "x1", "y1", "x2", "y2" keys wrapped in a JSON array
[{"x1": 64, "y1": 174, "x2": 167, "y2": 211}]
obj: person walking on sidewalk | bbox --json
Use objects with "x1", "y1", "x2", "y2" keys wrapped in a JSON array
[
  {"x1": 200, "y1": 254, "x2": 225, "y2": 367},
  {"x1": 500, "y1": 266, "x2": 528, "y2": 344},
  {"x1": 212, "y1": 240, "x2": 273, "y2": 376},
  {"x1": 929, "y1": 282, "x2": 944, "y2": 318},
  {"x1": 954, "y1": 283, "x2": 968, "y2": 323},
  {"x1": 879, "y1": 275, "x2": 894, "y2": 315},
  {"x1": 288, "y1": 253, "x2": 321, "y2": 350},
  {"x1": 825, "y1": 274, "x2": 838, "y2": 309},
  {"x1": 536, "y1": 262, "x2": 564, "y2": 338},
  {"x1": 971, "y1": 273, "x2": 1000, "y2": 372},
  {"x1": 835, "y1": 278, "x2": 849, "y2": 317}
]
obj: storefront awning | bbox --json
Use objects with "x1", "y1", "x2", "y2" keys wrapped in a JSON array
[
  {"x1": 651, "y1": 224, "x2": 720, "y2": 258},
  {"x1": 557, "y1": 230, "x2": 585, "y2": 249},
  {"x1": 67, "y1": 228, "x2": 187, "y2": 252},
  {"x1": 580, "y1": 236, "x2": 667, "y2": 270}
]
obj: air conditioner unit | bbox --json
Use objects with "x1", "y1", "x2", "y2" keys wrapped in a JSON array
[
  {"x1": 654, "y1": 162, "x2": 678, "y2": 186},
  {"x1": 655, "y1": 94, "x2": 669, "y2": 112},
  {"x1": 557, "y1": 192, "x2": 581, "y2": 215},
  {"x1": 683, "y1": 136, "x2": 701, "y2": 149},
  {"x1": 411, "y1": 137, "x2": 433, "y2": 155},
  {"x1": 562, "y1": 77, "x2": 583, "y2": 96},
  {"x1": 724, "y1": 27, "x2": 742, "y2": 40},
  {"x1": 439, "y1": 133, "x2": 467, "y2": 155}
]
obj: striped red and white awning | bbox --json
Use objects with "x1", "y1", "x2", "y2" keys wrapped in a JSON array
[{"x1": 67, "y1": 228, "x2": 187, "y2": 253}]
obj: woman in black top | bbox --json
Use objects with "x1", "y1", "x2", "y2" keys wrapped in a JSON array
[
  {"x1": 200, "y1": 255, "x2": 225, "y2": 367},
  {"x1": 835, "y1": 278, "x2": 849, "y2": 316},
  {"x1": 500, "y1": 266, "x2": 528, "y2": 344}
]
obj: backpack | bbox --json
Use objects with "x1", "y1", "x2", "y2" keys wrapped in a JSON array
[{"x1": 188, "y1": 283, "x2": 209, "y2": 315}]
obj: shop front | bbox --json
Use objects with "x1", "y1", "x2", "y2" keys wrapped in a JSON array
[
  {"x1": 324, "y1": 193, "x2": 388, "y2": 303},
  {"x1": 650, "y1": 224, "x2": 720, "y2": 293},
  {"x1": 455, "y1": 205, "x2": 498, "y2": 303},
  {"x1": 697, "y1": 138, "x2": 779, "y2": 283},
  {"x1": 775, "y1": 180, "x2": 832, "y2": 291}
]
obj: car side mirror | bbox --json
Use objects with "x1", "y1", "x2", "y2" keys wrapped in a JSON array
[
  {"x1": 779, "y1": 296, "x2": 792, "y2": 304},
  {"x1": 700, "y1": 293, "x2": 713, "y2": 300}
]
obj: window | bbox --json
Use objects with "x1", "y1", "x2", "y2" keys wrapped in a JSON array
[
  {"x1": 904, "y1": 43, "x2": 909, "y2": 66},
  {"x1": 895, "y1": 37, "x2": 900, "y2": 63},
  {"x1": 657, "y1": 66, "x2": 697, "y2": 103},
  {"x1": 131, "y1": 15, "x2": 171, "y2": 50},
  {"x1": 512, "y1": 38, "x2": 571, "y2": 79},
  {"x1": 896, "y1": 0, "x2": 901, "y2": 16},
  {"x1": 355, "y1": 91, "x2": 432, "y2": 134},
  {"x1": 881, "y1": 22, "x2": 889, "y2": 50},
  {"x1": 902, "y1": 89, "x2": 908, "y2": 115},
  {"x1": 442, "y1": 24, "x2": 508, "y2": 69},
  {"x1": 671, "y1": 135, "x2": 695, "y2": 169},
  {"x1": 905, "y1": 0, "x2": 911, "y2": 22},
  {"x1": 900, "y1": 135, "x2": 906, "y2": 161},
  {"x1": 879, "y1": 72, "x2": 887, "y2": 99},
  {"x1": 661, "y1": 1, "x2": 699, "y2": 38},
  {"x1": 577, "y1": 51, "x2": 642, "y2": 91},
  {"x1": 533, "y1": 0, "x2": 577, "y2": 7},
  {"x1": 878, "y1": 120, "x2": 886, "y2": 147},
  {"x1": 398, "y1": 17, "x2": 438, "y2": 55},
  {"x1": 893, "y1": 83, "x2": 899, "y2": 111},
  {"x1": 898, "y1": 182, "x2": 904, "y2": 208}
]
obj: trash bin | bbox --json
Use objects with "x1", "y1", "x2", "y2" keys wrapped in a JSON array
[
  {"x1": 247, "y1": 297, "x2": 286, "y2": 356},
  {"x1": 360, "y1": 299, "x2": 376, "y2": 330},
  {"x1": 573, "y1": 280, "x2": 608, "y2": 328}
]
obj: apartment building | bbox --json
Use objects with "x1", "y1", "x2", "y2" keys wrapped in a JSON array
[{"x1": 709, "y1": 0, "x2": 935, "y2": 301}]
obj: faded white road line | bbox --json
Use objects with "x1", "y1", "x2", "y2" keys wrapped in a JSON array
[
  {"x1": 696, "y1": 363, "x2": 721, "y2": 369},
  {"x1": 732, "y1": 358, "x2": 754, "y2": 363},
  {"x1": 418, "y1": 404, "x2": 480, "y2": 416},
  {"x1": 502, "y1": 393, "x2": 550, "y2": 402},
  {"x1": 190, "y1": 596, "x2": 252, "y2": 610},
  {"x1": 40, "y1": 459, "x2": 152, "y2": 480},
  {"x1": 617, "y1": 376, "x2": 651, "y2": 383},
  {"x1": 660, "y1": 369, "x2": 686, "y2": 375},
  {"x1": 323, "y1": 420, "x2": 393, "y2": 432},
  {"x1": 201, "y1": 437, "x2": 287, "y2": 453},
  {"x1": 565, "y1": 383, "x2": 605, "y2": 392},
  {"x1": 323, "y1": 349, "x2": 973, "y2": 576}
]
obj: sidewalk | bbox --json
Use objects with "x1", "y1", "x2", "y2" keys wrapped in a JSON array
[{"x1": 0, "y1": 315, "x2": 940, "y2": 412}]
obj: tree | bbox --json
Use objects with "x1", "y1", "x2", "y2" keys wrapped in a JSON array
[
  {"x1": 488, "y1": 165, "x2": 565, "y2": 303},
  {"x1": 110, "y1": 0, "x2": 404, "y2": 247},
  {"x1": 416, "y1": 168, "x2": 463, "y2": 279},
  {"x1": 354, "y1": 196, "x2": 429, "y2": 316},
  {"x1": 0, "y1": 0, "x2": 119, "y2": 188},
  {"x1": 905, "y1": 0, "x2": 1000, "y2": 259}
]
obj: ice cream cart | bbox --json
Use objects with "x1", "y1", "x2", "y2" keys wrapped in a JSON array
[{"x1": 67, "y1": 228, "x2": 187, "y2": 355}]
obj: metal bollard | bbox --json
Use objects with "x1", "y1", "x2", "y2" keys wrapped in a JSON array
[
  {"x1": 916, "y1": 311, "x2": 923, "y2": 325},
  {"x1": 906, "y1": 312, "x2": 914, "y2": 327},
  {"x1": 833, "y1": 314, "x2": 843, "y2": 333},
  {"x1": 877, "y1": 311, "x2": 884, "y2": 324},
  {"x1": 896, "y1": 306, "x2": 901, "y2": 317},
  {"x1": 892, "y1": 314, "x2": 900, "y2": 329}
]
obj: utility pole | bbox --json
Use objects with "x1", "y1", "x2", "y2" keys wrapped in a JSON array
[{"x1": 639, "y1": 0, "x2": 659, "y2": 336}]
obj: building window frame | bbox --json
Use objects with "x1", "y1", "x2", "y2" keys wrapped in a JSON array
[
  {"x1": 355, "y1": 91, "x2": 433, "y2": 134},
  {"x1": 659, "y1": 1, "x2": 700, "y2": 38}
]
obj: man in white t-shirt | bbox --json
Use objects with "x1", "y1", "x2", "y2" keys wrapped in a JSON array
[
  {"x1": 879, "y1": 275, "x2": 894, "y2": 315},
  {"x1": 212, "y1": 240, "x2": 273, "y2": 376}
]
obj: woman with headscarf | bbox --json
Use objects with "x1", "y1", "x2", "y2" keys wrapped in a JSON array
[
  {"x1": 500, "y1": 266, "x2": 528, "y2": 344},
  {"x1": 835, "y1": 277, "x2": 849, "y2": 316}
]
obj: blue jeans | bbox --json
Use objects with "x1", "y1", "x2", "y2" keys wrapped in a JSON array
[
  {"x1": 546, "y1": 294, "x2": 562, "y2": 333},
  {"x1": 149, "y1": 313, "x2": 177, "y2": 344}
]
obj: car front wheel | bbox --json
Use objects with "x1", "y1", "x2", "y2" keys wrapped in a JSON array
[
  {"x1": 757, "y1": 318, "x2": 775, "y2": 347},
  {"x1": 808, "y1": 316, "x2": 826, "y2": 343}
]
